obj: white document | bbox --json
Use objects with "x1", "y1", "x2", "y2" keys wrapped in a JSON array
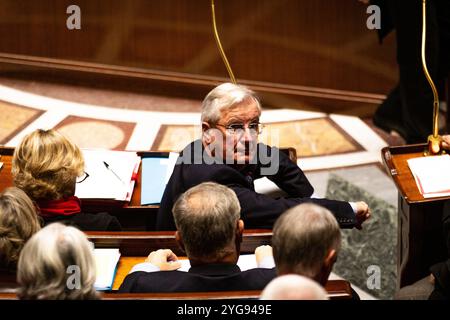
[
  {"x1": 407, "y1": 155, "x2": 450, "y2": 198},
  {"x1": 75, "y1": 149, "x2": 140, "y2": 200},
  {"x1": 177, "y1": 254, "x2": 260, "y2": 272},
  {"x1": 94, "y1": 248, "x2": 121, "y2": 291},
  {"x1": 254, "y1": 177, "x2": 288, "y2": 198}
]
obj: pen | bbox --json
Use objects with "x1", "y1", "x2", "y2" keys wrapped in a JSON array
[{"x1": 103, "y1": 161, "x2": 126, "y2": 185}]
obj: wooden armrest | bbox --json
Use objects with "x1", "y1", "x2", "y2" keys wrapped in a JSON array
[
  {"x1": 86, "y1": 229, "x2": 272, "y2": 256},
  {"x1": 103, "y1": 280, "x2": 352, "y2": 300},
  {"x1": 324, "y1": 280, "x2": 353, "y2": 300},
  {"x1": 0, "y1": 280, "x2": 352, "y2": 300},
  {"x1": 0, "y1": 292, "x2": 17, "y2": 300},
  {"x1": 102, "y1": 291, "x2": 262, "y2": 300}
]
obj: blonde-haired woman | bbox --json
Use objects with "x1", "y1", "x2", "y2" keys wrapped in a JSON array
[
  {"x1": 12, "y1": 129, "x2": 121, "y2": 231},
  {"x1": 0, "y1": 187, "x2": 41, "y2": 270},
  {"x1": 17, "y1": 223, "x2": 99, "y2": 300}
]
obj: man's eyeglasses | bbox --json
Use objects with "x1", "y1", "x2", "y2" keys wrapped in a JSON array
[
  {"x1": 76, "y1": 171, "x2": 89, "y2": 184},
  {"x1": 215, "y1": 122, "x2": 264, "y2": 136}
]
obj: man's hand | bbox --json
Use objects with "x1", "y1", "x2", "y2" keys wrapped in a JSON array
[
  {"x1": 145, "y1": 249, "x2": 182, "y2": 271},
  {"x1": 255, "y1": 245, "x2": 273, "y2": 265},
  {"x1": 442, "y1": 135, "x2": 450, "y2": 150},
  {"x1": 354, "y1": 201, "x2": 371, "y2": 230},
  {"x1": 429, "y1": 273, "x2": 435, "y2": 285}
]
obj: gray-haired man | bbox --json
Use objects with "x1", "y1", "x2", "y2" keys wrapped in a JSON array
[
  {"x1": 157, "y1": 82, "x2": 370, "y2": 230},
  {"x1": 120, "y1": 182, "x2": 276, "y2": 293}
]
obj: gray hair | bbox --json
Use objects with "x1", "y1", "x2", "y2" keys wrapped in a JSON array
[
  {"x1": 201, "y1": 82, "x2": 261, "y2": 124},
  {"x1": 272, "y1": 203, "x2": 341, "y2": 278},
  {"x1": 260, "y1": 274, "x2": 329, "y2": 300},
  {"x1": 172, "y1": 182, "x2": 241, "y2": 260},
  {"x1": 17, "y1": 223, "x2": 99, "y2": 300}
]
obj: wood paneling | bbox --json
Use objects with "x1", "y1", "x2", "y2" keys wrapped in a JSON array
[{"x1": 0, "y1": 0, "x2": 397, "y2": 97}]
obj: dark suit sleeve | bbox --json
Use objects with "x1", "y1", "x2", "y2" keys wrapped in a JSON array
[
  {"x1": 252, "y1": 145, "x2": 355, "y2": 228},
  {"x1": 262, "y1": 145, "x2": 314, "y2": 197},
  {"x1": 157, "y1": 142, "x2": 356, "y2": 230},
  {"x1": 231, "y1": 184, "x2": 356, "y2": 229},
  {"x1": 118, "y1": 272, "x2": 140, "y2": 293}
]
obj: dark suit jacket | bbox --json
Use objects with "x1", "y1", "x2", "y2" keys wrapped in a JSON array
[
  {"x1": 44, "y1": 212, "x2": 122, "y2": 231},
  {"x1": 118, "y1": 263, "x2": 276, "y2": 293},
  {"x1": 156, "y1": 140, "x2": 356, "y2": 230}
]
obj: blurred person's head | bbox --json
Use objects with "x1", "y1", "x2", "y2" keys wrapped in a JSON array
[
  {"x1": 172, "y1": 182, "x2": 243, "y2": 266},
  {"x1": 201, "y1": 83, "x2": 262, "y2": 164},
  {"x1": 272, "y1": 203, "x2": 341, "y2": 286},
  {"x1": 260, "y1": 274, "x2": 329, "y2": 300},
  {"x1": 12, "y1": 129, "x2": 85, "y2": 201},
  {"x1": 0, "y1": 187, "x2": 41, "y2": 269},
  {"x1": 17, "y1": 223, "x2": 99, "y2": 300}
]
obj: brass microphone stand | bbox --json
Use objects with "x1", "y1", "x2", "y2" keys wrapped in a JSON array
[
  {"x1": 422, "y1": 0, "x2": 443, "y2": 155},
  {"x1": 211, "y1": 0, "x2": 237, "y2": 84}
]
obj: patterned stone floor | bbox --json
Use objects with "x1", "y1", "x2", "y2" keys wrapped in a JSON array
[
  {"x1": 304, "y1": 164, "x2": 398, "y2": 299},
  {"x1": 0, "y1": 83, "x2": 387, "y2": 172},
  {"x1": 326, "y1": 171, "x2": 397, "y2": 299}
]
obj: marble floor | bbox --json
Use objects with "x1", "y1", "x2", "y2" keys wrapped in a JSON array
[{"x1": 307, "y1": 165, "x2": 398, "y2": 300}]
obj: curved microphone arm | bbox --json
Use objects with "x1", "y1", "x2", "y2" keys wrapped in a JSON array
[
  {"x1": 422, "y1": 0, "x2": 443, "y2": 155},
  {"x1": 211, "y1": 0, "x2": 237, "y2": 84}
]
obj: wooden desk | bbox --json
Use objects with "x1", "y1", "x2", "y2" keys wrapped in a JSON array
[
  {"x1": 86, "y1": 230, "x2": 351, "y2": 299},
  {"x1": 0, "y1": 147, "x2": 14, "y2": 194},
  {"x1": 0, "y1": 147, "x2": 160, "y2": 230},
  {"x1": 86, "y1": 230, "x2": 272, "y2": 290},
  {"x1": 0, "y1": 147, "x2": 297, "y2": 231},
  {"x1": 110, "y1": 257, "x2": 352, "y2": 300},
  {"x1": 86, "y1": 230, "x2": 272, "y2": 256},
  {"x1": 0, "y1": 278, "x2": 352, "y2": 300},
  {"x1": 0, "y1": 231, "x2": 351, "y2": 300},
  {"x1": 382, "y1": 144, "x2": 448, "y2": 289},
  {"x1": 112, "y1": 256, "x2": 146, "y2": 290},
  {"x1": 0, "y1": 147, "x2": 165, "y2": 208}
]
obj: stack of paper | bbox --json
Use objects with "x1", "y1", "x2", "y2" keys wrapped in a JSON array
[
  {"x1": 94, "y1": 248, "x2": 121, "y2": 291},
  {"x1": 407, "y1": 155, "x2": 450, "y2": 198},
  {"x1": 75, "y1": 149, "x2": 140, "y2": 201}
]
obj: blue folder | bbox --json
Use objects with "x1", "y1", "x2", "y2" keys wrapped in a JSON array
[{"x1": 140, "y1": 156, "x2": 169, "y2": 205}]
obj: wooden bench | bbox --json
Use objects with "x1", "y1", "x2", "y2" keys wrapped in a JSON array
[
  {"x1": 86, "y1": 229, "x2": 273, "y2": 256},
  {"x1": 86, "y1": 230, "x2": 352, "y2": 299},
  {"x1": 0, "y1": 229, "x2": 352, "y2": 300},
  {"x1": 0, "y1": 280, "x2": 352, "y2": 300},
  {"x1": 87, "y1": 229, "x2": 272, "y2": 290},
  {"x1": 101, "y1": 280, "x2": 352, "y2": 300}
]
